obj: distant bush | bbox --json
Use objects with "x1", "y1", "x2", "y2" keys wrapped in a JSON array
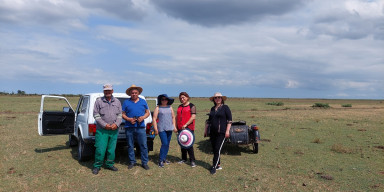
[
  {"x1": 266, "y1": 101, "x2": 284, "y2": 106},
  {"x1": 341, "y1": 104, "x2": 352, "y2": 107},
  {"x1": 312, "y1": 103, "x2": 330, "y2": 108}
]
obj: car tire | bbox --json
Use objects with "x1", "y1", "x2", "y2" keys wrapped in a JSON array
[
  {"x1": 68, "y1": 134, "x2": 78, "y2": 147},
  {"x1": 77, "y1": 133, "x2": 93, "y2": 162},
  {"x1": 253, "y1": 143, "x2": 259, "y2": 154}
]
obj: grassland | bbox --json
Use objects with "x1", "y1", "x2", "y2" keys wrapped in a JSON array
[{"x1": 0, "y1": 95, "x2": 383, "y2": 191}]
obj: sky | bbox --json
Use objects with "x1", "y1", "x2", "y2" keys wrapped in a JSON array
[{"x1": 0, "y1": 0, "x2": 383, "y2": 99}]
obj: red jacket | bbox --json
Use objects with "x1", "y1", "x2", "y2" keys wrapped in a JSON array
[{"x1": 176, "y1": 103, "x2": 196, "y2": 131}]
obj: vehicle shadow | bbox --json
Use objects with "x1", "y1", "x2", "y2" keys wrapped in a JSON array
[
  {"x1": 34, "y1": 144, "x2": 68, "y2": 153},
  {"x1": 196, "y1": 139, "x2": 253, "y2": 156}
]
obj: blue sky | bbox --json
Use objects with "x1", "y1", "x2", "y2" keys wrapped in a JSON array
[{"x1": 0, "y1": 0, "x2": 383, "y2": 99}]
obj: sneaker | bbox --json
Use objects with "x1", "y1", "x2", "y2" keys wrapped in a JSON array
[
  {"x1": 163, "y1": 160, "x2": 171, "y2": 165},
  {"x1": 128, "y1": 163, "x2": 135, "y2": 170},
  {"x1": 142, "y1": 164, "x2": 150, "y2": 170},
  {"x1": 158, "y1": 161, "x2": 164, "y2": 168},
  {"x1": 92, "y1": 167, "x2": 100, "y2": 175},
  {"x1": 216, "y1": 165, "x2": 222, "y2": 170},
  {"x1": 178, "y1": 160, "x2": 186, "y2": 164},
  {"x1": 106, "y1": 166, "x2": 118, "y2": 171},
  {"x1": 210, "y1": 167, "x2": 216, "y2": 175},
  {"x1": 190, "y1": 161, "x2": 196, "y2": 168}
]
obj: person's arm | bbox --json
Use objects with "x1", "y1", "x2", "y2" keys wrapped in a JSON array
[
  {"x1": 111, "y1": 101, "x2": 123, "y2": 130},
  {"x1": 137, "y1": 109, "x2": 150, "y2": 123},
  {"x1": 122, "y1": 111, "x2": 136, "y2": 125},
  {"x1": 152, "y1": 106, "x2": 159, "y2": 135},
  {"x1": 224, "y1": 105, "x2": 232, "y2": 138},
  {"x1": 171, "y1": 107, "x2": 177, "y2": 132},
  {"x1": 93, "y1": 99, "x2": 110, "y2": 129},
  {"x1": 181, "y1": 105, "x2": 196, "y2": 129}
]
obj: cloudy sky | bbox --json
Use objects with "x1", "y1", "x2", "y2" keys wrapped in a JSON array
[{"x1": 0, "y1": 0, "x2": 383, "y2": 99}]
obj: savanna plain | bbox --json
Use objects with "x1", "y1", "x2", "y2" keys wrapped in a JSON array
[{"x1": 0, "y1": 95, "x2": 383, "y2": 191}]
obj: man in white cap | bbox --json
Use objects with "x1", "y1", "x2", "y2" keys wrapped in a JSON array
[{"x1": 92, "y1": 84, "x2": 122, "y2": 175}]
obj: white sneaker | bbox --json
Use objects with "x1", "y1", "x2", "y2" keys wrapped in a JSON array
[
  {"x1": 178, "y1": 160, "x2": 186, "y2": 164},
  {"x1": 216, "y1": 165, "x2": 222, "y2": 170}
]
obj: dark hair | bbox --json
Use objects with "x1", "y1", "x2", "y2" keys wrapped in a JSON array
[{"x1": 179, "y1": 92, "x2": 190, "y2": 99}]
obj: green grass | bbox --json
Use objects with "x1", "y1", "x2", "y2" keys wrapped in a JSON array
[{"x1": 1, "y1": 96, "x2": 383, "y2": 191}]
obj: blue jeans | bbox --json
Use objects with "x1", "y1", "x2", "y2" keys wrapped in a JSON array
[
  {"x1": 125, "y1": 127, "x2": 148, "y2": 165},
  {"x1": 159, "y1": 131, "x2": 173, "y2": 162}
]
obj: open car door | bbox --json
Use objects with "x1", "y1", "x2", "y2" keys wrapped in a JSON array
[{"x1": 38, "y1": 95, "x2": 75, "y2": 136}]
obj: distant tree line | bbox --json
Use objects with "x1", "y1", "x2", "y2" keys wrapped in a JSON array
[{"x1": 0, "y1": 90, "x2": 80, "y2": 97}]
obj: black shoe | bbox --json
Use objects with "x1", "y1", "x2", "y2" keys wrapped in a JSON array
[
  {"x1": 106, "y1": 166, "x2": 118, "y2": 171},
  {"x1": 92, "y1": 167, "x2": 100, "y2": 175},
  {"x1": 210, "y1": 167, "x2": 216, "y2": 175},
  {"x1": 163, "y1": 160, "x2": 171, "y2": 165},
  {"x1": 128, "y1": 163, "x2": 135, "y2": 169},
  {"x1": 142, "y1": 164, "x2": 150, "y2": 170}
]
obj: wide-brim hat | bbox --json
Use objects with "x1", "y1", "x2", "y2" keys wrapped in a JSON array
[
  {"x1": 209, "y1": 92, "x2": 227, "y2": 101},
  {"x1": 157, "y1": 94, "x2": 174, "y2": 105},
  {"x1": 126, "y1": 84, "x2": 143, "y2": 95},
  {"x1": 177, "y1": 129, "x2": 195, "y2": 149}
]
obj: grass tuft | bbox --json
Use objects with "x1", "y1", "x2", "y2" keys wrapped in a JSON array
[{"x1": 331, "y1": 144, "x2": 356, "y2": 154}]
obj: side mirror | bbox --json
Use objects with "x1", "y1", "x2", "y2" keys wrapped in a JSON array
[{"x1": 63, "y1": 107, "x2": 73, "y2": 113}]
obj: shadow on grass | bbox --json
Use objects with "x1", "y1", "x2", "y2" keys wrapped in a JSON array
[
  {"x1": 196, "y1": 139, "x2": 254, "y2": 156},
  {"x1": 34, "y1": 144, "x2": 68, "y2": 153}
]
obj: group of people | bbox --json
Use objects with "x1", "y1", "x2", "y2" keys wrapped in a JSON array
[{"x1": 92, "y1": 84, "x2": 232, "y2": 175}]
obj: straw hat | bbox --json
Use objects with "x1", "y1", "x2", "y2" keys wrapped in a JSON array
[
  {"x1": 209, "y1": 92, "x2": 227, "y2": 101},
  {"x1": 126, "y1": 84, "x2": 143, "y2": 95}
]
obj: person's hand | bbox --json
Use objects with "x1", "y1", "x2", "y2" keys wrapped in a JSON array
[
  {"x1": 182, "y1": 124, "x2": 187, "y2": 129},
  {"x1": 173, "y1": 128, "x2": 178, "y2": 133},
  {"x1": 111, "y1": 124, "x2": 118, "y2": 130},
  {"x1": 105, "y1": 124, "x2": 112, "y2": 130},
  {"x1": 225, "y1": 131, "x2": 230, "y2": 138},
  {"x1": 129, "y1": 118, "x2": 137, "y2": 125},
  {"x1": 137, "y1": 116, "x2": 144, "y2": 123},
  {"x1": 154, "y1": 129, "x2": 158, "y2": 135}
]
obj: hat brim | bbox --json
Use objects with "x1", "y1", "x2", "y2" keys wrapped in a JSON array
[
  {"x1": 177, "y1": 129, "x2": 195, "y2": 149},
  {"x1": 126, "y1": 87, "x2": 143, "y2": 95},
  {"x1": 209, "y1": 96, "x2": 227, "y2": 101},
  {"x1": 157, "y1": 95, "x2": 175, "y2": 105}
]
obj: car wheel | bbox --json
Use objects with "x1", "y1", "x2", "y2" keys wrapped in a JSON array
[
  {"x1": 68, "y1": 134, "x2": 78, "y2": 147},
  {"x1": 77, "y1": 133, "x2": 93, "y2": 162},
  {"x1": 253, "y1": 143, "x2": 259, "y2": 154}
]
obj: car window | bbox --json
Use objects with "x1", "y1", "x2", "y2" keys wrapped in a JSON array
[{"x1": 79, "y1": 96, "x2": 89, "y2": 114}]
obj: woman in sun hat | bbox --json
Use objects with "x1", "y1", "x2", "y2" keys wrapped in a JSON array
[
  {"x1": 152, "y1": 94, "x2": 177, "y2": 168},
  {"x1": 204, "y1": 92, "x2": 232, "y2": 175},
  {"x1": 176, "y1": 92, "x2": 197, "y2": 167}
]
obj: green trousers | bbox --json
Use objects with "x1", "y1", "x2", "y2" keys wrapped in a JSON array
[{"x1": 93, "y1": 129, "x2": 118, "y2": 168}]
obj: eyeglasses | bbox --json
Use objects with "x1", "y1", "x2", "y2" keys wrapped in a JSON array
[
  {"x1": 161, "y1": 98, "x2": 168, "y2": 101},
  {"x1": 214, "y1": 97, "x2": 222, "y2": 99}
]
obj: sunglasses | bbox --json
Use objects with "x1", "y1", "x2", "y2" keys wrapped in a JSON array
[
  {"x1": 161, "y1": 98, "x2": 168, "y2": 101},
  {"x1": 214, "y1": 97, "x2": 222, "y2": 99}
]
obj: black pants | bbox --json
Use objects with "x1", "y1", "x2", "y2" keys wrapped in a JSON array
[
  {"x1": 210, "y1": 132, "x2": 226, "y2": 167},
  {"x1": 180, "y1": 130, "x2": 195, "y2": 162},
  {"x1": 181, "y1": 147, "x2": 195, "y2": 162}
]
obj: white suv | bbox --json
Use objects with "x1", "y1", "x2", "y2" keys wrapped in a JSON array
[{"x1": 38, "y1": 93, "x2": 156, "y2": 161}]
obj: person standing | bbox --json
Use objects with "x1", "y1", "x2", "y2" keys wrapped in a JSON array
[
  {"x1": 176, "y1": 92, "x2": 197, "y2": 167},
  {"x1": 204, "y1": 92, "x2": 232, "y2": 175},
  {"x1": 152, "y1": 94, "x2": 177, "y2": 168},
  {"x1": 92, "y1": 84, "x2": 122, "y2": 175},
  {"x1": 122, "y1": 85, "x2": 151, "y2": 170}
]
